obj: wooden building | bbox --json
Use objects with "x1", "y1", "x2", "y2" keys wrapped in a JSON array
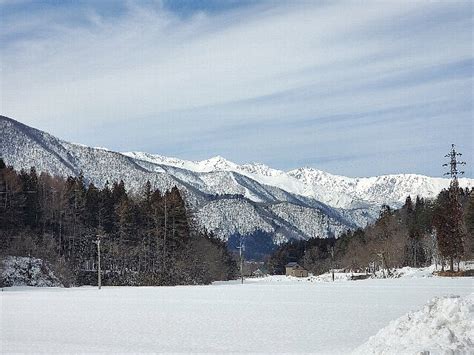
[{"x1": 285, "y1": 262, "x2": 308, "y2": 277}]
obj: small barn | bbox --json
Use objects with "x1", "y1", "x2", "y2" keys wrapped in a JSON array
[{"x1": 285, "y1": 262, "x2": 308, "y2": 277}]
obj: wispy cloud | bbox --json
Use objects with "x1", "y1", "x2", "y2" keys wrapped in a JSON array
[{"x1": 1, "y1": 0, "x2": 472, "y2": 177}]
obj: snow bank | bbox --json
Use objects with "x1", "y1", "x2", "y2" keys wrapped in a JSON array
[
  {"x1": 239, "y1": 273, "x2": 369, "y2": 284},
  {"x1": 353, "y1": 293, "x2": 474, "y2": 355},
  {"x1": 319, "y1": 265, "x2": 438, "y2": 281},
  {"x1": 374, "y1": 262, "x2": 474, "y2": 279},
  {"x1": 250, "y1": 263, "x2": 472, "y2": 284},
  {"x1": 373, "y1": 265, "x2": 436, "y2": 279},
  {"x1": 0, "y1": 256, "x2": 62, "y2": 287}
]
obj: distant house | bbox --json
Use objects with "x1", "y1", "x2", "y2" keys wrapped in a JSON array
[{"x1": 285, "y1": 262, "x2": 308, "y2": 277}]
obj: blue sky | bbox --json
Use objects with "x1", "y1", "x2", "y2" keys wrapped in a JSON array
[{"x1": 1, "y1": 0, "x2": 472, "y2": 177}]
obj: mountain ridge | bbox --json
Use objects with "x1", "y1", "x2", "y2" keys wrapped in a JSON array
[
  {"x1": 123, "y1": 150, "x2": 473, "y2": 209},
  {"x1": 1, "y1": 115, "x2": 473, "y2": 243}
]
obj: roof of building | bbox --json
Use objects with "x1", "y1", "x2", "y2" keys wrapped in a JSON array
[{"x1": 286, "y1": 262, "x2": 300, "y2": 267}]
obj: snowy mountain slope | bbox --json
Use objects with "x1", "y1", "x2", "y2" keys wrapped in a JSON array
[
  {"x1": 194, "y1": 197, "x2": 350, "y2": 242},
  {"x1": 195, "y1": 198, "x2": 274, "y2": 238},
  {"x1": 269, "y1": 202, "x2": 351, "y2": 239},
  {"x1": 287, "y1": 167, "x2": 474, "y2": 209},
  {"x1": 1, "y1": 117, "x2": 77, "y2": 177},
  {"x1": 124, "y1": 151, "x2": 473, "y2": 209},
  {"x1": 0, "y1": 117, "x2": 208, "y2": 206},
  {"x1": 129, "y1": 152, "x2": 318, "y2": 206},
  {"x1": 0, "y1": 116, "x2": 355, "y2": 242},
  {"x1": 124, "y1": 151, "x2": 315, "y2": 200},
  {"x1": 2, "y1": 116, "x2": 472, "y2": 243}
]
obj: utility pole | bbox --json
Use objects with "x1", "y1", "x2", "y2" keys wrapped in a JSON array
[
  {"x1": 236, "y1": 235, "x2": 244, "y2": 284},
  {"x1": 163, "y1": 193, "x2": 167, "y2": 271},
  {"x1": 94, "y1": 234, "x2": 103, "y2": 290},
  {"x1": 330, "y1": 246, "x2": 335, "y2": 282}
]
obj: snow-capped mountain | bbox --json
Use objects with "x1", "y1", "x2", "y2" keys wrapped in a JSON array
[
  {"x1": 2, "y1": 116, "x2": 473, "y2": 243},
  {"x1": 124, "y1": 151, "x2": 473, "y2": 209}
]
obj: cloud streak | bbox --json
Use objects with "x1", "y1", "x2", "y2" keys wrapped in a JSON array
[{"x1": 1, "y1": 0, "x2": 472, "y2": 177}]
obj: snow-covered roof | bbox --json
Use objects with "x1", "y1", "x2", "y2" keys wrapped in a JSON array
[{"x1": 286, "y1": 262, "x2": 303, "y2": 268}]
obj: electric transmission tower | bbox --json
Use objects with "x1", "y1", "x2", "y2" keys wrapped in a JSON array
[{"x1": 443, "y1": 144, "x2": 465, "y2": 180}]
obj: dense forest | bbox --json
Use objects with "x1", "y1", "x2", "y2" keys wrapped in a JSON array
[
  {"x1": 0, "y1": 159, "x2": 237, "y2": 286},
  {"x1": 267, "y1": 183, "x2": 474, "y2": 275}
]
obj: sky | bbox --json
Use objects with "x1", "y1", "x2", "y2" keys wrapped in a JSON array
[{"x1": 1, "y1": 0, "x2": 473, "y2": 178}]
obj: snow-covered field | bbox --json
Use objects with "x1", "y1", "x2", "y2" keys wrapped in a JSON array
[{"x1": 1, "y1": 277, "x2": 472, "y2": 353}]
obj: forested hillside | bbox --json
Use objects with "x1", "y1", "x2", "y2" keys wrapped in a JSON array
[
  {"x1": 268, "y1": 186, "x2": 474, "y2": 275},
  {"x1": 0, "y1": 159, "x2": 237, "y2": 286}
]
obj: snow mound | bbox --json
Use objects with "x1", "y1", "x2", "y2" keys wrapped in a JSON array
[
  {"x1": 371, "y1": 265, "x2": 436, "y2": 279},
  {"x1": 353, "y1": 293, "x2": 474, "y2": 355},
  {"x1": 241, "y1": 273, "x2": 361, "y2": 283},
  {"x1": 388, "y1": 265, "x2": 435, "y2": 278},
  {"x1": 0, "y1": 256, "x2": 63, "y2": 287}
]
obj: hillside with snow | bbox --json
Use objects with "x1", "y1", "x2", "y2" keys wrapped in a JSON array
[{"x1": 2, "y1": 115, "x2": 473, "y2": 243}]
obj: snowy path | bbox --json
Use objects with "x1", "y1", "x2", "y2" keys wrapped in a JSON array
[{"x1": 1, "y1": 277, "x2": 472, "y2": 353}]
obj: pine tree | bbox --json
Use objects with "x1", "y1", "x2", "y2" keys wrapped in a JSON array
[
  {"x1": 19, "y1": 167, "x2": 40, "y2": 229},
  {"x1": 99, "y1": 181, "x2": 114, "y2": 234},
  {"x1": 0, "y1": 164, "x2": 26, "y2": 245},
  {"x1": 116, "y1": 197, "x2": 136, "y2": 274},
  {"x1": 434, "y1": 180, "x2": 466, "y2": 271},
  {"x1": 84, "y1": 183, "x2": 100, "y2": 230},
  {"x1": 111, "y1": 180, "x2": 126, "y2": 205},
  {"x1": 463, "y1": 192, "x2": 474, "y2": 258},
  {"x1": 404, "y1": 195, "x2": 414, "y2": 214}
]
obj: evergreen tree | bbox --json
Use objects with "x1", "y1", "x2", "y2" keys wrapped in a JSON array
[
  {"x1": 19, "y1": 167, "x2": 40, "y2": 229},
  {"x1": 98, "y1": 181, "x2": 114, "y2": 234},
  {"x1": 434, "y1": 180, "x2": 466, "y2": 271},
  {"x1": 463, "y1": 192, "x2": 474, "y2": 258},
  {"x1": 404, "y1": 195, "x2": 414, "y2": 214},
  {"x1": 84, "y1": 183, "x2": 100, "y2": 230},
  {"x1": 0, "y1": 164, "x2": 26, "y2": 240},
  {"x1": 111, "y1": 180, "x2": 127, "y2": 205}
]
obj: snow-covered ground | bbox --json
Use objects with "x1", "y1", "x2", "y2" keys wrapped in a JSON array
[
  {"x1": 1, "y1": 277, "x2": 472, "y2": 353},
  {"x1": 354, "y1": 293, "x2": 473, "y2": 354}
]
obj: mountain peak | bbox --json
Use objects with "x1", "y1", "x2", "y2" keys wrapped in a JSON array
[{"x1": 197, "y1": 155, "x2": 237, "y2": 171}]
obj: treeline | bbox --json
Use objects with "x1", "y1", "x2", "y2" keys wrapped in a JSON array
[
  {"x1": 0, "y1": 159, "x2": 237, "y2": 286},
  {"x1": 268, "y1": 182, "x2": 474, "y2": 275}
]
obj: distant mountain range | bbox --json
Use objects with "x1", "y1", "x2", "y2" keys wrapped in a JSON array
[{"x1": 2, "y1": 115, "x2": 473, "y2": 243}]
